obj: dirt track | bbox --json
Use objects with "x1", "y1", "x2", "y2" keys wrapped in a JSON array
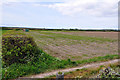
[{"x1": 19, "y1": 59, "x2": 119, "y2": 78}]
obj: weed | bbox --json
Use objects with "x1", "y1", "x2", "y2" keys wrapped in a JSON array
[
  {"x1": 58, "y1": 72, "x2": 62, "y2": 74},
  {"x1": 76, "y1": 69, "x2": 80, "y2": 71}
]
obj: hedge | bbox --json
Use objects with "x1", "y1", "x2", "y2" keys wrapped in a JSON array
[{"x1": 2, "y1": 35, "x2": 40, "y2": 67}]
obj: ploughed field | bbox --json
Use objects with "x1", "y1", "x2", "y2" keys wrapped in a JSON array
[{"x1": 25, "y1": 30, "x2": 118, "y2": 61}]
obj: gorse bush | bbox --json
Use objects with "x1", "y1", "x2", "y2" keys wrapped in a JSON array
[{"x1": 2, "y1": 35, "x2": 40, "y2": 67}]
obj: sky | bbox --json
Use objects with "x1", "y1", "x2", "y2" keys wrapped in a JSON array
[{"x1": 0, "y1": 0, "x2": 119, "y2": 29}]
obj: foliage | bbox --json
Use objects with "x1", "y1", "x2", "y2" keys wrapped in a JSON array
[
  {"x1": 2, "y1": 53, "x2": 77, "y2": 79},
  {"x1": 14, "y1": 29, "x2": 21, "y2": 31},
  {"x1": 58, "y1": 72, "x2": 62, "y2": 74},
  {"x1": 2, "y1": 35, "x2": 39, "y2": 67}
]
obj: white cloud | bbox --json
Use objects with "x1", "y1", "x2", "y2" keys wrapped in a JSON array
[
  {"x1": 3, "y1": 0, "x2": 35, "y2": 2},
  {"x1": 46, "y1": 0, "x2": 119, "y2": 17},
  {"x1": 1, "y1": 0, "x2": 119, "y2": 17},
  {"x1": 3, "y1": 0, "x2": 64, "y2": 3},
  {"x1": 2, "y1": 0, "x2": 38, "y2": 5}
]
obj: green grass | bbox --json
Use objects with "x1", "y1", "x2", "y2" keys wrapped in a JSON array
[
  {"x1": 2, "y1": 30, "x2": 8, "y2": 34},
  {"x1": 34, "y1": 31, "x2": 116, "y2": 43},
  {"x1": 2, "y1": 52, "x2": 78, "y2": 79},
  {"x1": 2, "y1": 54, "x2": 119, "y2": 79},
  {"x1": 0, "y1": 57, "x2": 2, "y2": 80},
  {"x1": 3, "y1": 30, "x2": 25, "y2": 36},
  {"x1": 76, "y1": 54, "x2": 119, "y2": 64},
  {"x1": 47, "y1": 61, "x2": 120, "y2": 78},
  {"x1": 82, "y1": 54, "x2": 88, "y2": 57}
]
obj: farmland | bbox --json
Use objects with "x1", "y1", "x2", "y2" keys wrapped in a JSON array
[
  {"x1": 25, "y1": 30, "x2": 118, "y2": 61},
  {"x1": 1, "y1": 29, "x2": 119, "y2": 79}
]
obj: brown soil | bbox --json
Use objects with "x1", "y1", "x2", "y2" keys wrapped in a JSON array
[
  {"x1": 52, "y1": 31, "x2": 118, "y2": 39},
  {"x1": 25, "y1": 31, "x2": 118, "y2": 61}
]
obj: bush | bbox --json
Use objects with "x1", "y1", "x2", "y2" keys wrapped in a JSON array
[
  {"x1": 2, "y1": 35, "x2": 40, "y2": 67},
  {"x1": 2, "y1": 34, "x2": 77, "y2": 78},
  {"x1": 14, "y1": 29, "x2": 20, "y2": 31}
]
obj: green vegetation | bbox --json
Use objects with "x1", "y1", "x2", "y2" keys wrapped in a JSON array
[
  {"x1": 2, "y1": 54, "x2": 78, "y2": 79},
  {"x1": 82, "y1": 54, "x2": 88, "y2": 57},
  {"x1": 2, "y1": 35, "x2": 39, "y2": 67},
  {"x1": 2, "y1": 53, "x2": 118, "y2": 79},
  {"x1": 3, "y1": 30, "x2": 25, "y2": 36},
  {"x1": 2, "y1": 30, "x2": 9, "y2": 34},
  {"x1": 58, "y1": 72, "x2": 63, "y2": 74},
  {"x1": 76, "y1": 54, "x2": 119, "y2": 64},
  {"x1": 2, "y1": 30, "x2": 119, "y2": 79},
  {"x1": 2, "y1": 30, "x2": 77, "y2": 79},
  {"x1": 36, "y1": 31, "x2": 116, "y2": 42},
  {"x1": 2, "y1": 27, "x2": 119, "y2": 32},
  {"x1": 48, "y1": 63, "x2": 120, "y2": 78}
]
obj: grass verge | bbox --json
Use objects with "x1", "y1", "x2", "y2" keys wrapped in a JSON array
[
  {"x1": 76, "y1": 54, "x2": 119, "y2": 64},
  {"x1": 2, "y1": 54, "x2": 119, "y2": 79},
  {"x1": 47, "y1": 61, "x2": 120, "y2": 78}
]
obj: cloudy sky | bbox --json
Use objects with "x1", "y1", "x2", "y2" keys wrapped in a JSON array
[{"x1": 0, "y1": 0, "x2": 119, "y2": 29}]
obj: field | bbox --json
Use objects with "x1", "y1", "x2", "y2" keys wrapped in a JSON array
[
  {"x1": 25, "y1": 30, "x2": 118, "y2": 61},
  {"x1": 2, "y1": 29, "x2": 119, "y2": 79}
]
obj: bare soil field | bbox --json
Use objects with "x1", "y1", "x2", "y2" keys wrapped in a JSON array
[
  {"x1": 25, "y1": 30, "x2": 118, "y2": 61},
  {"x1": 52, "y1": 31, "x2": 118, "y2": 39}
]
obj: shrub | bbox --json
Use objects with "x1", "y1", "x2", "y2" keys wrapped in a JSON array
[
  {"x1": 14, "y1": 29, "x2": 20, "y2": 31},
  {"x1": 2, "y1": 35, "x2": 40, "y2": 67}
]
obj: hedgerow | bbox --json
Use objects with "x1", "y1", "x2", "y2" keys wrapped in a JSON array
[{"x1": 2, "y1": 35, "x2": 40, "y2": 67}]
